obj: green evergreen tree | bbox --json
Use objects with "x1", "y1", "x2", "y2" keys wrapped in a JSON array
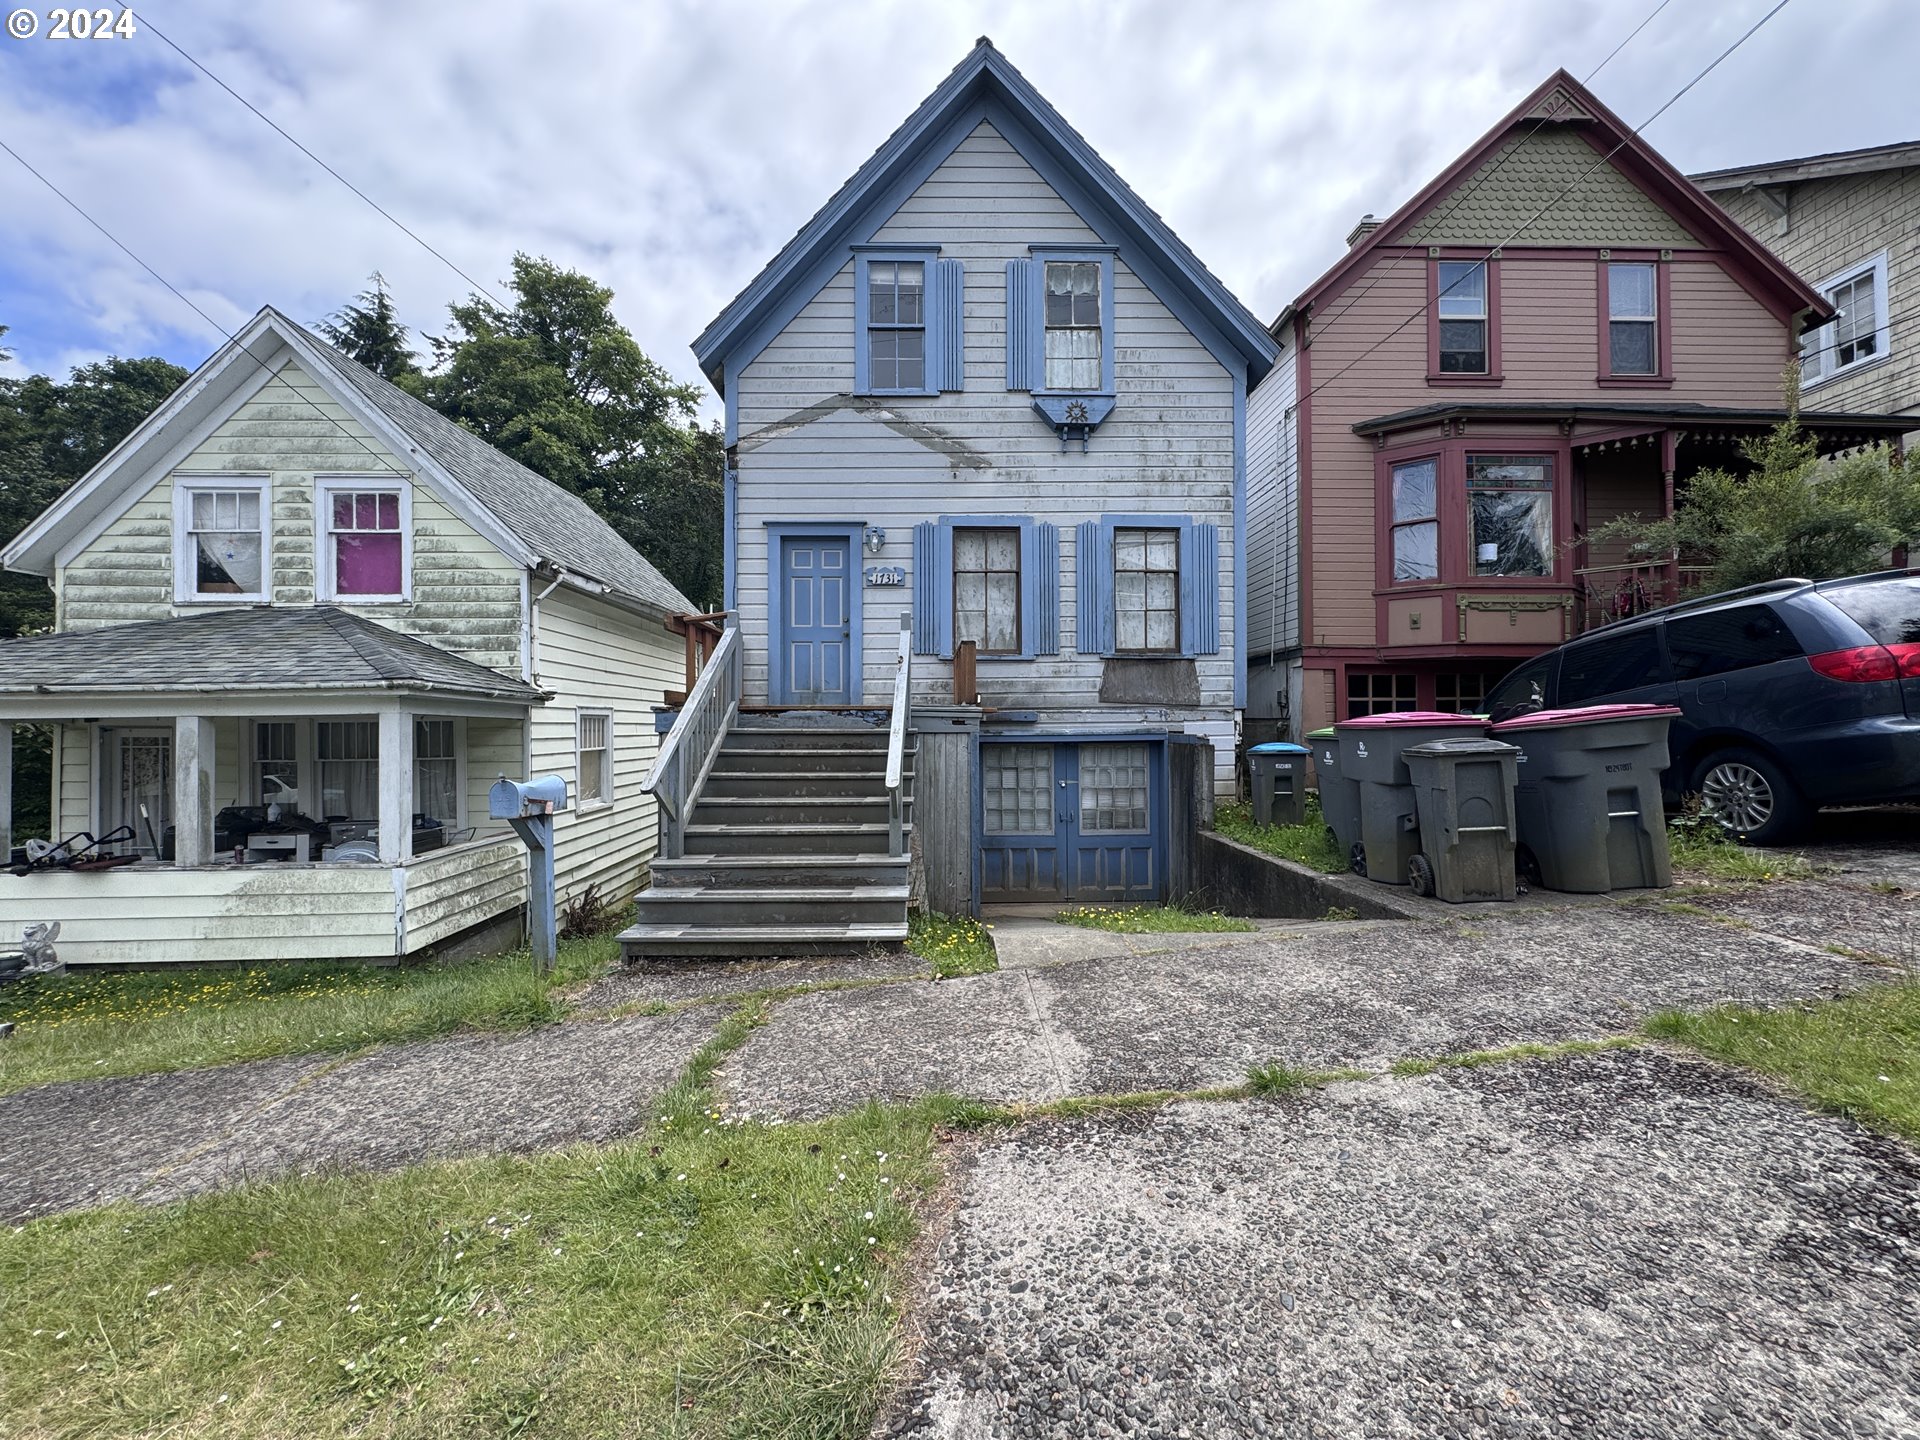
[{"x1": 316, "y1": 273, "x2": 419, "y2": 382}]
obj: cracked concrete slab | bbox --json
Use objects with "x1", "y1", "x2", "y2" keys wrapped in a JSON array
[
  {"x1": 1, "y1": 1009, "x2": 720, "y2": 1222},
  {"x1": 984, "y1": 917, "x2": 1368, "y2": 971},
  {"x1": 724, "y1": 904, "x2": 1881, "y2": 1119},
  {"x1": 574, "y1": 949, "x2": 930, "y2": 1008},
  {"x1": 879, "y1": 1047, "x2": 1920, "y2": 1440},
  {"x1": 1667, "y1": 881, "x2": 1920, "y2": 969}
]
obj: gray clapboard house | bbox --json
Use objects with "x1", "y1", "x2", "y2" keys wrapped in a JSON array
[
  {"x1": 624, "y1": 39, "x2": 1274, "y2": 955},
  {"x1": 0, "y1": 306, "x2": 693, "y2": 967}
]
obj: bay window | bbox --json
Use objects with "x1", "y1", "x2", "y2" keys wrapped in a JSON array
[
  {"x1": 1390, "y1": 459, "x2": 1440, "y2": 582},
  {"x1": 1467, "y1": 455, "x2": 1553, "y2": 578}
]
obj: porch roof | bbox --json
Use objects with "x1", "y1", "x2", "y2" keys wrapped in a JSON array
[
  {"x1": 1352, "y1": 400, "x2": 1915, "y2": 449},
  {"x1": 0, "y1": 607, "x2": 543, "y2": 702}
]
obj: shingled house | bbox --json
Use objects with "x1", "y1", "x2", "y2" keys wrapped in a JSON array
[{"x1": 0, "y1": 306, "x2": 693, "y2": 967}]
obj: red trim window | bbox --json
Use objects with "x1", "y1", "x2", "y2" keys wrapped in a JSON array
[
  {"x1": 1597, "y1": 256, "x2": 1673, "y2": 385},
  {"x1": 1428, "y1": 257, "x2": 1500, "y2": 384},
  {"x1": 1389, "y1": 457, "x2": 1439, "y2": 583},
  {"x1": 1466, "y1": 455, "x2": 1554, "y2": 578}
]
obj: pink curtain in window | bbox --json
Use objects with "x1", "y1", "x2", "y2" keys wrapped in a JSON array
[{"x1": 337, "y1": 534, "x2": 402, "y2": 595}]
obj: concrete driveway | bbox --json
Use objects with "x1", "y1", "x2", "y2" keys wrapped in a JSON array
[{"x1": 878, "y1": 1047, "x2": 1920, "y2": 1439}]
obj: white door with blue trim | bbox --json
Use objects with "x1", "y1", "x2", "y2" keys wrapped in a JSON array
[
  {"x1": 778, "y1": 536, "x2": 852, "y2": 704},
  {"x1": 980, "y1": 741, "x2": 1161, "y2": 902}
]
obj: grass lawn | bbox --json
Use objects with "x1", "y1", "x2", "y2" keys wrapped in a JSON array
[
  {"x1": 0, "y1": 933, "x2": 619, "y2": 1097},
  {"x1": 1054, "y1": 904, "x2": 1255, "y2": 934},
  {"x1": 0, "y1": 1001, "x2": 978, "y2": 1439},
  {"x1": 1647, "y1": 981, "x2": 1920, "y2": 1143},
  {"x1": 907, "y1": 911, "x2": 997, "y2": 977},
  {"x1": 1213, "y1": 797, "x2": 1348, "y2": 875},
  {"x1": 1664, "y1": 811, "x2": 1810, "y2": 884}
]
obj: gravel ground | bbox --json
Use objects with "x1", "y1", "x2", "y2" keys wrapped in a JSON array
[
  {"x1": 573, "y1": 948, "x2": 931, "y2": 1009},
  {"x1": 880, "y1": 1047, "x2": 1920, "y2": 1439},
  {"x1": 724, "y1": 904, "x2": 1880, "y2": 1118},
  {"x1": 0, "y1": 1009, "x2": 719, "y2": 1221}
]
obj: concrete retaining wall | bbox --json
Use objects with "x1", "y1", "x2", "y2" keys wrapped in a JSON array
[{"x1": 1184, "y1": 832, "x2": 1422, "y2": 921}]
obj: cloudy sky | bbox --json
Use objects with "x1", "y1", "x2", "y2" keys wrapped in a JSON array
[{"x1": 1, "y1": 0, "x2": 1911, "y2": 409}]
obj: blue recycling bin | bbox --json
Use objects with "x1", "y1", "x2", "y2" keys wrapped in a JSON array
[{"x1": 1248, "y1": 742, "x2": 1312, "y2": 827}]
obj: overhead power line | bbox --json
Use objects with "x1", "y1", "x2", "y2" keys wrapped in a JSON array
[
  {"x1": 1303, "y1": 0, "x2": 1796, "y2": 406},
  {"x1": 133, "y1": 8, "x2": 507, "y2": 312},
  {"x1": 0, "y1": 135, "x2": 410, "y2": 475}
]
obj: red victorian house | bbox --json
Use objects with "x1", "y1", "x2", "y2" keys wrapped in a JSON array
[{"x1": 1242, "y1": 70, "x2": 1912, "y2": 740}]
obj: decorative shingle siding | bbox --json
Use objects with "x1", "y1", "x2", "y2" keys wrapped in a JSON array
[
  {"x1": 1708, "y1": 164, "x2": 1920, "y2": 419},
  {"x1": 1399, "y1": 127, "x2": 1700, "y2": 248}
]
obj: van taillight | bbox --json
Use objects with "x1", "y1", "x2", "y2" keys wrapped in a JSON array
[
  {"x1": 1808, "y1": 645, "x2": 1899, "y2": 683},
  {"x1": 1888, "y1": 643, "x2": 1920, "y2": 678}
]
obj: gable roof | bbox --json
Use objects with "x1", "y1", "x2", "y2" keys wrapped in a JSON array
[
  {"x1": 2, "y1": 307, "x2": 695, "y2": 618},
  {"x1": 693, "y1": 37, "x2": 1276, "y2": 391},
  {"x1": 0, "y1": 606, "x2": 543, "y2": 701},
  {"x1": 1688, "y1": 139, "x2": 1920, "y2": 192},
  {"x1": 1282, "y1": 69, "x2": 1832, "y2": 331}
]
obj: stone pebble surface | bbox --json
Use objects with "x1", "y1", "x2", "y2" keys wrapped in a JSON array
[{"x1": 880, "y1": 1047, "x2": 1920, "y2": 1439}]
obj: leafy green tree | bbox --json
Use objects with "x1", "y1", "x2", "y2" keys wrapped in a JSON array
[
  {"x1": 1590, "y1": 385, "x2": 1919, "y2": 594},
  {"x1": 415, "y1": 255, "x2": 720, "y2": 605},
  {"x1": 316, "y1": 273, "x2": 419, "y2": 382}
]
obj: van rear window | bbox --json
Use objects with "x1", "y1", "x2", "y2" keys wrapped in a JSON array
[{"x1": 1825, "y1": 578, "x2": 1920, "y2": 647}]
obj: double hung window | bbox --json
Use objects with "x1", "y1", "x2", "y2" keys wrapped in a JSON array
[
  {"x1": 1801, "y1": 253, "x2": 1889, "y2": 386},
  {"x1": 953, "y1": 527, "x2": 1021, "y2": 655},
  {"x1": 1390, "y1": 459, "x2": 1439, "y2": 582},
  {"x1": 1606, "y1": 262, "x2": 1658, "y2": 376},
  {"x1": 577, "y1": 710, "x2": 613, "y2": 806},
  {"x1": 414, "y1": 718, "x2": 458, "y2": 822},
  {"x1": 1113, "y1": 527, "x2": 1179, "y2": 652},
  {"x1": 320, "y1": 482, "x2": 407, "y2": 600},
  {"x1": 865, "y1": 260, "x2": 926, "y2": 392},
  {"x1": 317, "y1": 720, "x2": 379, "y2": 821},
  {"x1": 1043, "y1": 260, "x2": 1103, "y2": 391},
  {"x1": 175, "y1": 480, "x2": 268, "y2": 601},
  {"x1": 1435, "y1": 261, "x2": 1488, "y2": 373}
]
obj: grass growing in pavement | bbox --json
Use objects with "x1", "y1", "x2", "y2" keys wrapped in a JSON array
[
  {"x1": 1665, "y1": 808, "x2": 1810, "y2": 884},
  {"x1": 0, "y1": 932, "x2": 620, "y2": 1097},
  {"x1": 1389, "y1": 1036, "x2": 1641, "y2": 1077},
  {"x1": 1646, "y1": 981, "x2": 1920, "y2": 1143},
  {"x1": 0, "y1": 996, "x2": 974, "y2": 1440},
  {"x1": 1053, "y1": 903, "x2": 1256, "y2": 935},
  {"x1": 1213, "y1": 797, "x2": 1348, "y2": 875},
  {"x1": 906, "y1": 911, "x2": 998, "y2": 977}
]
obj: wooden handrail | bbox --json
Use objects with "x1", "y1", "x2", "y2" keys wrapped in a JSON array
[
  {"x1": 642, "y1": 619, "x2": 741, "y2": 859},
  {"x1": 885, "y1": 613, "x2": 911, "y2": 858}
]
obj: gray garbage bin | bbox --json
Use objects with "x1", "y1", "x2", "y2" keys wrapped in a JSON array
[
  {"x1": 1335, "y1": 713, "x2": 1490, "y2": 883},
  {"x1": 1489, "y1": 703, "x2": 1680, "y2": 893},
  {"x1": 1307, "y1": 726, "x2": 1359, "y2": 861},
  {"x1": 1248, "y1": 742, "x2": 1311, "y2": 827},
  {"x1": 1403, "y1": 738, "x2": 1520, "y2": 902}
]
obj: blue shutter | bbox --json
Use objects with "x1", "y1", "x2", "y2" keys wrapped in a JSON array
[
  {"x1": 1180, "y1": 521, "x2": 1221, "y2": 657},
  {"x1": 935, "y1": 257, "x2": 965, "y2": 392},
  {"x1": 912, "y1": 521, "x2": 951, "y2": 657},
  {"x1": 1076, "y1": 520, "x2": 1113, "y2": 656},
  {"x1": 1023, "y1": 521, "x2": 1059, "y2": 656},
  {"x1": 1005, "y1": 259, "x2": 1036, "y2": 390},
  {"x1": 852, "y1": 256, "x2": 872, "y2": 395}
]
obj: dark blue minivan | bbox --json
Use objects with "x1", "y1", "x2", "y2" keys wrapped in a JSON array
[{"x1": 1483, "y1": 571, "x2": 1920, "y2": 842}]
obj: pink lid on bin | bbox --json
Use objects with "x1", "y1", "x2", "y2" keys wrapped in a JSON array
[
  {"x1": 1491, "y1": 703, "x2": 1682, "y2": 733},
  {"x1": 1334, "y1": 711, "x2": 1489, "y2": 730}
]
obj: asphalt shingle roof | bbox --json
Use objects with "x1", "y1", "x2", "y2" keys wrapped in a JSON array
[
  {"x1": 289, "y1": 315, "x2": 696, "y2": 617},
  {"x1": 0, "y1": 607, "x2": 544, "y2": 701}
]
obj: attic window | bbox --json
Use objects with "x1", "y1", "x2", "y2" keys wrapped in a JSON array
[
  {"x1": 317, "y1": 477, "x2": 411, "y2": 603},
  {"x1": 173, "y1": 477, "x2": 269, "y2": 604}
]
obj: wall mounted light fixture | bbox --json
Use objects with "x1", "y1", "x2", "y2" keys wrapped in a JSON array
[{"x1": 864, "y1": 526, "x2": 887, "y2": 554}]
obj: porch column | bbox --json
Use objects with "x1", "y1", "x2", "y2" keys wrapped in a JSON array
[
  {"x1": 173, "y1": 716, "x2": 216, "y2": 865},
  {"x1": 378, "y1": 706, "x2": 414, "y2": 864},
  {"x1": 0, "y1": 723, "x2": 12, "y2": 860}
]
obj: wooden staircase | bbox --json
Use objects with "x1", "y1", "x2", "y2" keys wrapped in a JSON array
[
  {"x1": 619, "y1": 721, "x2": 913, "y2": 959},
  {"x1": 620, "y1": 615, "x2": 917, "y2": 962}
]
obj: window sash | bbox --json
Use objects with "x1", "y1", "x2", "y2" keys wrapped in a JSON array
[
  {"x1": 1043, "y1": 261, "x2": 1103, "y2": 391},
  {"x1": 1606, "y1": 263, "x2": 1658, "y2": 376},
  {"x1": 866, "y1": 260, "x2": 927, "y2": 392},
  {"x1": 254, "y1": 721, "x2": 298, "y2": 808},
  {"x1": 1832, "y1": 271, "x2": 1879, "y2": 366},
  {"x1": 953, "y1": 527, "x2": 1021, "y2": 654},
  {"x1": 414, "y1": 718, "x2": 457, "y2": 822},
  {"x1": 323, "y1": 485, "x2": 405, "y2": 598},
  {"x1": 577, "y1": 711, "x2": 612, "y2": 804},
  {"x1": 316, "y1": 720, "x2": 379, "y2": 822},
  {"x1": 183, "y1": 487, "x2": 266, "y2": 596},
  {"x1": 1113, "y1": 526, "x2": 1179, "y2": 652}
]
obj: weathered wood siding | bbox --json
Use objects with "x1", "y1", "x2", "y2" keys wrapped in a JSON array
[
  {"x1": 402, "y1": 837, "x2": 527, "y2": 952},
  {"x1": 529, "y1": 586, "x2": 678, "y2": 907},
  {"x1": 54, "y1": 723, "x2": 89, "y2": 835},
  {"x1": 0, "y1": 863, "x2": 396, "y2": 965},
  {"x1": 464, "y1": 717, "x2": 525, "y2": 844},
  {"x1": 57, "y1": 359, "x2": 525, "y2": 674},
  {"x1": 1244, "y1": 337, "x2": 1299, "y2": 728},
  {"x1": 734, "y1": 121, "x2": 1241, "y2": 790}
]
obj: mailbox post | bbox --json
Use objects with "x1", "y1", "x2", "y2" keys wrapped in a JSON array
[{"x1": 489, "y1": 774, "x2": 569, "y2": 972}]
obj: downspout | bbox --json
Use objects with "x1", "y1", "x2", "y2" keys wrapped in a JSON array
[{"x1": 528, "y1": 568, "x2": 569, "y2": 688}]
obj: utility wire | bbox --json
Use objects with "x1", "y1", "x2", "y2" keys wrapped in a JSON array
[
  {"x1": 0, "y1": 135, "x2": 412, "y2": 475},
  {"x1": 1302, "y1": 0, "x2": 1795, "y2": 405},
  {"x1": 1306, "y1": 0, "x2": 1675, "y2": 340},
  {"x1": 133, "y1": 9, "x2": 506, "y2": 311}
]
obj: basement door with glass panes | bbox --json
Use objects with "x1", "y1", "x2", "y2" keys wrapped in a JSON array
[{"x1": 978, "y1": 740, "x2": 1164, "y2": 902}]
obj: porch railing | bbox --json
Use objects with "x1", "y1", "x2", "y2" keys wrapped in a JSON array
[
  {"x1": 1574, "y1": 561, "x2": 1709, "y2": 632},
  {"x1": 642, "y1": 618, "x2": 741, "y2": 859},
  {"x1": 885, "y1": 613, "x2": 912, "y2": 858}
]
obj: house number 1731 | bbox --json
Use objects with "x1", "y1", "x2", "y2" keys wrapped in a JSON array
[{"x1": 864, "y1": 566, "x2": 906, "y2": 586}]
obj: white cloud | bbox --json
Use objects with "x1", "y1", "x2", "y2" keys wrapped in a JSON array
[{"x1": 0, "y1": 0, "x2": 1909, "y2": 411}]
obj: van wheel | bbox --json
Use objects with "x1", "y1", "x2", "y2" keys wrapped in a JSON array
[{"x1": 1692, "y1": 748, "x2": 1808, "y2": 845}]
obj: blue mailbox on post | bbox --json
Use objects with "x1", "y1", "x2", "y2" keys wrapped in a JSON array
[{"x1": 490, "y1": 774, "x2": 568, "y2": 971}]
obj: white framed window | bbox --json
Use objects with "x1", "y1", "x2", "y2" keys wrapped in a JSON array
[
  {"x1": 1606, "y1": 262, "x2": 1659, "y2": 376},
  {"x1": 316, "y1": 719, "x2": 379, "y2": 822},
  {"x1": 254, "y1": 721, "x2": 300, "y2": 809},
  {"x1": 576, "y1": 710, "x2": 613, "y2": 807},
  {"x1": 1801, "y1": 251, "x2": 1890, "y2": 388},
  {"x1": 173, "y1": 476, "x2": 269, "y2": 602},
  {"x1": 414, "y1": 717, "x2": 459, "y2": 824},
  {"x1": 315, "y1": 476, "x2": 411, "y2": 603}
]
